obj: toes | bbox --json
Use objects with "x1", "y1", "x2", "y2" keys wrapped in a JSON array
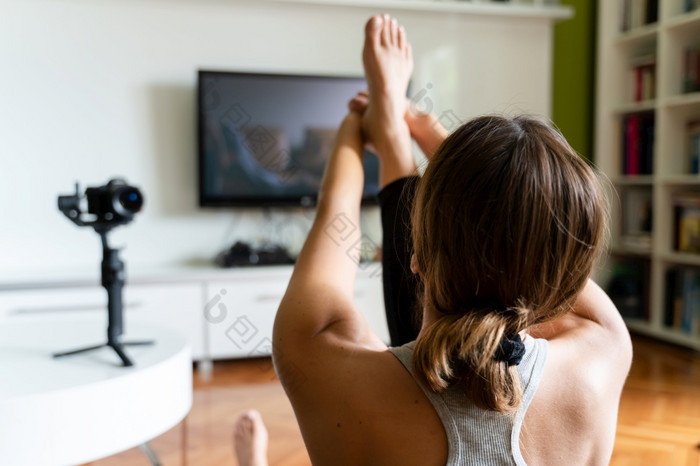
[
  {"x1": 234, "y1": 410, "x2": 257, "y2": 435},
  {"x1": 370, "y1": 14, "x2": 407, "y2": 50},
  {"x1": 246, "y1": 410, "x2": 267, "y2": 434},
  {"x1": 348, "y1": 93, "x2": 369, "y2": 113},
  {"x1": 390, "y1": 17, "x2": 399, "y2": 46},
  {"x1": 397, "y1": 24, "x2": 405, "y2": 49},
  {"x1": 364, "y1": 15, "x2": 383, "y2": 45},
  {"x1": 247, "y1": 409, "x2": 262, "y2": 423},
  {"x1": 380, "y1": 13, "x2": 391, "y2": 46}
]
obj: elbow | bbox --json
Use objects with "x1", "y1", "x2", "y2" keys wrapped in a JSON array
[
  {"x1": 620, "y1": 325, "x2": 634, "y2": 373},
  {"x1": 609, "y1": 304, "x2": 634, "y2": 373},
  {"x1": 271, "y1": 334, "x2": 309, "y2": 398}
]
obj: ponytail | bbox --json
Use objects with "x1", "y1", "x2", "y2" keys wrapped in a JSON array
[{"x1": 412, "y1": 306, "x2": 528, "y2": 413}]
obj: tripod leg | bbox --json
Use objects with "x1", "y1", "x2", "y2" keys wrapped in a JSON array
[
  {"x1": 108, "y1": 342, "x2": 134, "y2": 367},
  {"x1": 53, "y1": 343, "x2": 107, "y2": 358}
]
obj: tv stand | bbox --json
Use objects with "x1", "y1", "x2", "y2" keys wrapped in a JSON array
[{"x1": 0, "y1": 264, "x2": 389, "y2": 363}]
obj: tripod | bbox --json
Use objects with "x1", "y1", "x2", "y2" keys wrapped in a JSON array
[{"x1": 53, "y1": 227, "x2": 153, "y2": 367}]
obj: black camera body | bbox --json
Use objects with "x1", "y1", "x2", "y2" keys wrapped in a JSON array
[
  {"x1": 85, "y1": 179, "x2": 143, "y2": 224},
  {"x1": 59, "y1": 178, "x2": 143, "y2": 229}
]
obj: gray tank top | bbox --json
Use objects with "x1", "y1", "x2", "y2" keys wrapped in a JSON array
[{"x1": 389, "y1": 335, "x2": 548, "y2": 465}]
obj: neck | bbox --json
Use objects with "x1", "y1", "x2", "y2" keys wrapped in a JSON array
[{"x1": 418, "y1": 303, "x2": 439, "y2": 337}]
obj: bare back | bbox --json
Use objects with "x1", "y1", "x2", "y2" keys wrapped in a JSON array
[{"x1": 278, "y1": 281, "x2": 631, "y2": 466}]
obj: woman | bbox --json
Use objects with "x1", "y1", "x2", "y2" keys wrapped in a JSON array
[{"x1": 270, "y1": 15, "x2": 632, "y2": 466}]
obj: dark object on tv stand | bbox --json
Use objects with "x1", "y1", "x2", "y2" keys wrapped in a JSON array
[{"x1": 216, "y1": 241, "x2": 295, "y2": 267}]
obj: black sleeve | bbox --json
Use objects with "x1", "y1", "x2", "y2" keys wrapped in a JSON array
[{"x1": 378, "y1": 176, "x2": 421, "y2": 346}]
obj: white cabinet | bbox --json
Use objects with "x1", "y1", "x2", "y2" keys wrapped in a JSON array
[
  {"x1": 125, "y1": 283, "x2": 205, "y2": 360},
  {"x1": 0, "y1": 264, "x2": 389, "y2": 362},
  {"x1": 354, "y1": 272, "x2": 390, "y2": 344},
  {"x1": 205, "y1": 270, "x2": 291, "y2": 360},
  {"x1": 205, "y1": 266, "x2": 390, "y2": 360},
  {"x1": 0, "y1": 283, "x2": 206, "y2": 359},
  {"x1": 0, "y1": 286, "x2": 107, "y2": 324}
]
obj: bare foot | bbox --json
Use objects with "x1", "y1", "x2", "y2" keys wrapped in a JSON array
[
  {"x1": 404, "y1": 108, "x2": 449, "y2": 159},
  {"x1": 349, "y1": 91, "x2": 448, "y2": 160},
  {"x1": 362, "y1": 15, "x2": 413, "y2": 132},
  {"x1": 361, "y1": 15, "x2": 416, "y2": 186},
  {"x1": 233, "y1": 410, "x2": 269, "y2": 466}
]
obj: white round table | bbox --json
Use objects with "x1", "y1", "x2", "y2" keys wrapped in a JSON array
[{"x1": 0, "y1": 320, "x2": 192, "y2": 466}]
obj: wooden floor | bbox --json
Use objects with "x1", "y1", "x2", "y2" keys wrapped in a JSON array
[{"x1": 86, "y1": 334, "x2": 700, "y2": 466}]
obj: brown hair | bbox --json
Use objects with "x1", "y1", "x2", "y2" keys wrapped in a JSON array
[{"x1": 411, "y1": 115, "x2": 606, "y2": 413}]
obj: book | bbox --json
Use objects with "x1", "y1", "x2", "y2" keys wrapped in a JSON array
[
  {"x1": 621, "y1": 187, "x2": 653, "y2": 251},
  {"x1": 625, "y1": 115, "x2": 641, "y2": 175},
  {"x1": 681, "y1": 269, "x2": 700, "y2": 334},
  {"x1": 664, "y1": 266, "x2": 700, "y2": 335},
  {"x1": 621, "y1": 114, "x2": 654, "y2": 175},
  {"x1": 620, "y1": 0, "x2": 659, "y2": 31},
  {"x1": 674, "y1": 194, "x2": 700, "y2": 253},
  {"x1": 645, "y1": 0, "x2": 658, "y2": 23},
  {"x1": 631, "y1": 61, "x2": 656, "y2": 102},
  {"x1": 620, "y1": 0, "x2": 631, "y2": 32},
  {"x1": 665, "y1": 268, "x2": 678, "y2": 327},
  {"x1": 684, "y1": 0, "x2": 700, "y2": 13},
  {"x1": 688, "y1": 120, "x2": 700, "y2": 174},
  {"x1": 642, "y1": 65, "x2": 655, "y2": 100},
  {"x1": 608, "y1": 259, "x2": 650, "y2": 320},
  {"x1": 640, "y1": 116, "x2": 655, "y2": 174},
  {"x1": 631, "y1": 0, "x2": 646, "y2": 30},
  {"x1": 683, "y1": 46, "x2": 700, "y2": 94}
]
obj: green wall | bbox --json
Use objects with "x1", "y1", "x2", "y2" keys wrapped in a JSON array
[{"x1": 552, "y1": 0, "x2": 597, "y2": 161}]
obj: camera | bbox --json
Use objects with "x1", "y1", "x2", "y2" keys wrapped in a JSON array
[
  {"x1": 86, "y1": 179, "x2": 143, "y2": 223},
  {"x1": 55, "y1": 178, "x2": 148, "y2": 366},
  {"x1": 59, "y1": 178, "x2": 143, "y2": 228}
]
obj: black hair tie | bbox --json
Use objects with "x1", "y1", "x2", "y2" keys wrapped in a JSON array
[{"x1": 494, "y1": 334, "x2": 526, "y2": 366}]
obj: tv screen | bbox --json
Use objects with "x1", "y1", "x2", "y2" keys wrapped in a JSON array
[{"x1": 198, "y1": 70, "x2": 380, "y2": 207}]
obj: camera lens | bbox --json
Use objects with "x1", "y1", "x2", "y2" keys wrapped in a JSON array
[{"x1": 115, "y1": 187, "x2": 143, "y2": 215}]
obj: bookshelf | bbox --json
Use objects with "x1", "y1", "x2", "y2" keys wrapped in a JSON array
[{"x1": 596, "y1": 0, "x2": 700, "y2": 350}]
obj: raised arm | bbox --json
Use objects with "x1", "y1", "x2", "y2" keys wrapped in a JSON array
[{"x1": 273, "y1": 112, "x2": 385, "y2": 364}]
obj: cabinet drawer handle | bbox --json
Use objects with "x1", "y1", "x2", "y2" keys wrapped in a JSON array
[
  {"x1": 10, "y1": 301, "x2": 142, "y2": 315},
  {"x1": 254, "y1": 291, "x2": 365, "y2": 302},
  {"x1": 253, "y1": 291, "x2": 364, "y2": 302},
  {"x1": 255, "y1": 295, "x2": 283, "y2": 303}
]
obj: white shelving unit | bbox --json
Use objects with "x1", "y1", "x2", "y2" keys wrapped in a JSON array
[{"x1": 596, "y1": 0, "x2": 700, "y2": 350}]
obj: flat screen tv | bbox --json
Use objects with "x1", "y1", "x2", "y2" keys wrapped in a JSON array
[{"x1": 198, "y1": 70, "x2": 380, "y2": 207}]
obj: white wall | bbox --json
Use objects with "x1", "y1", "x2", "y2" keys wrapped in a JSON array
[{"x1": 0, "y1": 0, "x2": 553, "y2": 276}]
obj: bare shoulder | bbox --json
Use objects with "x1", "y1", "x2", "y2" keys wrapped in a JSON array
[
  {"x1": 530, "y1": 280, "x2": 633, "y2": 383},
  {"x1": 274, "y1": 336, "x2": 447, "y2": 465},
  {"x1": 523, "y1": 281, "x2": 633, "y2": 464}
]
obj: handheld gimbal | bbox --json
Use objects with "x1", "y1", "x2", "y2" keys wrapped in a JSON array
[{"x1": 54, "y1": 179, "x2": 152, "y2": 367}]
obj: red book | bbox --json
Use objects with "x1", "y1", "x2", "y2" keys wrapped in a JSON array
[
  {"x1": 626, "y1": 115, "x2": 641, "y2": 175},
  {"x1": 696, "y1": 45, "x2": 700, "y2": 92},
  {"x1": 635, "y1": 67, "x2": 643, "y2": 102}
]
